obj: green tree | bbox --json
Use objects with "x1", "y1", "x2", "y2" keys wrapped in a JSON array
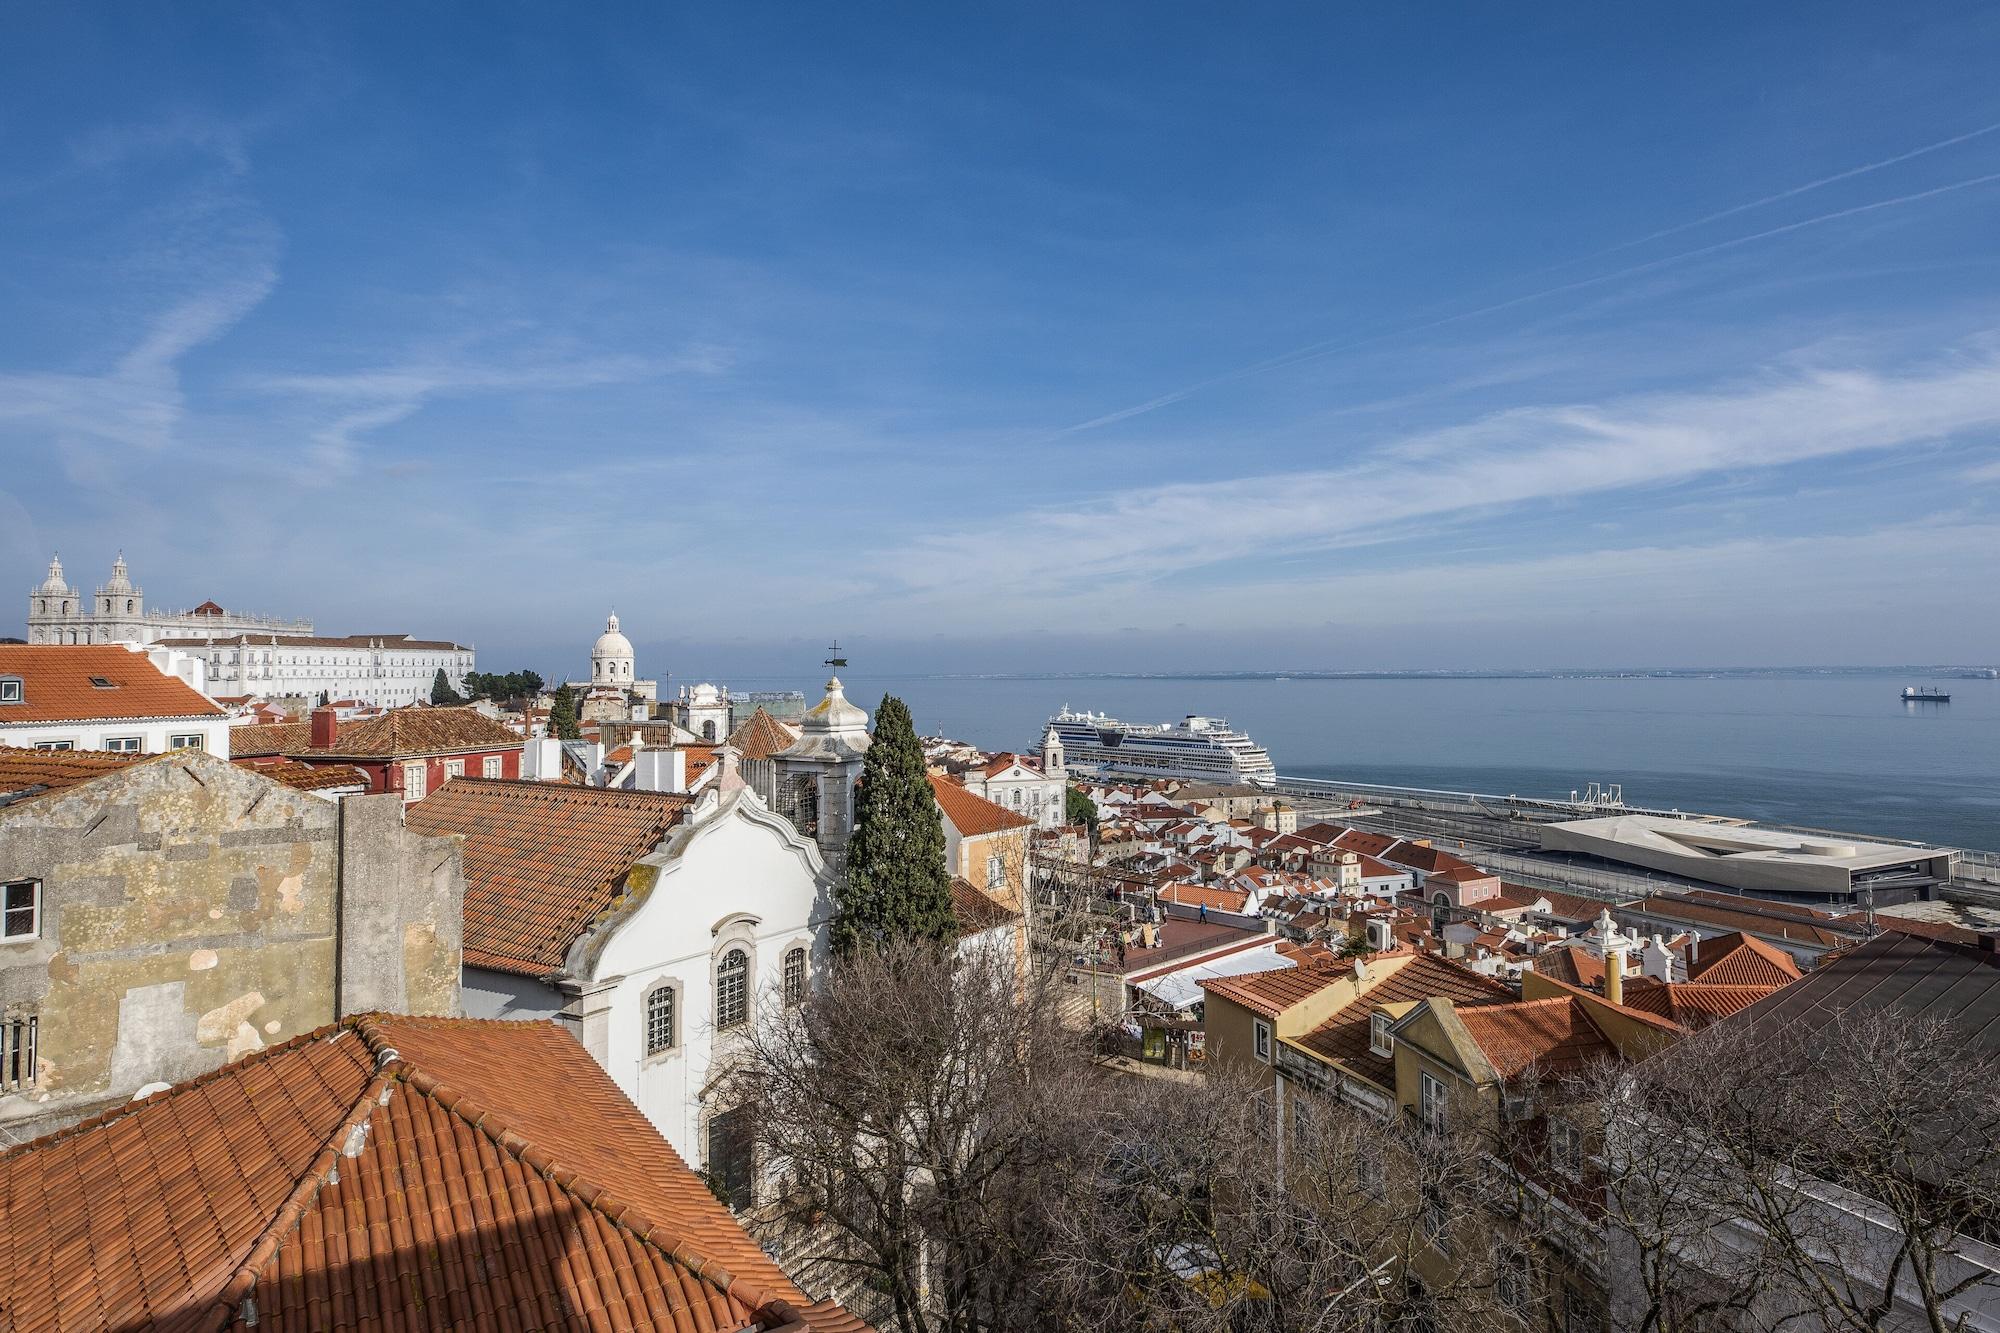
[
  {"x1": 835, "y1": 695, "x2": 956, "y2": 955},
  {"x1": 430, "y1": 668, "x2": 465, "y2": 705},
  {"x1": 1064, "y1": 785, "x2": 1098, "y2": 837},
  {"x1": 548, "y1": 683, "x2": 582, "y2": 740}
]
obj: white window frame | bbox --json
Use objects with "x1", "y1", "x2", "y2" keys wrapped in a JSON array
[
  {"x1": 444, "y1": 758, "x2": 465, "y2": 779},
  {"x1": 1419, "y1": 1069, "x2": 1450, "y2": 1134},
  {"x1": 1253, "y1": 1018, "x2": 1273, "y2": 1064},
  {"x1": 986, "y1": 852, "x2": 1006, "y2": 886},
  {"x1": 3, "y1": 880, "x2": 42, "y2": 941},
  {"x1": 168, "y1": 734, "x2": 204, "y2": 751},
  {"x1": 1, "y1": 1012, "x2": 36, "y2": 1093},
  {"x1": 403, "y1": 762, "x2": 427, "y2": 801},
  {"x1": 103, "y1": 736, "x2": 142, "y2": 754},
  {"x1": 0, "y1": 677, "x2": 21, "y2": 703},
  {"x1": 1369, "y1": 1011, "x2": 1395, "y2": 1057},
  {"x1": 715, "y1": 947, "x2": 750, "y2": 1031},
  {"x1": 482, "y1": 754, "x2": 502, "y2": 778},
  {"x1": 32, "y1": 740, "x2": 74, "y2": 752},
  {"x1": 643, "y1": 980, "x2": 678, "y2": 1058}
]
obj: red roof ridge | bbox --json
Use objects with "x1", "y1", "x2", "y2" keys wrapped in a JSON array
[{"x1": 340, "y1": 1015, "x2": 818, "y2": 1331}]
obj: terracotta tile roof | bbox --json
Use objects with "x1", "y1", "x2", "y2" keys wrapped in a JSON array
[
  {"x1": 1454, "y1": 996, "x2": 1620, "y2": 1081},
  {"x1": 225, "y1": 722, "x2": 311, "y2": 758},
  {"x1": 606, "y1": 742, "x2": 636, "y2": 765},
  {"x1": 406, "y1": 778, "x2": 691, "y2": 975},
  {"x1": 253, "y1": 760, "x2": 371, "y2": 793},
  {"x1": 683, "y1": 744, "x2": 719, "y2": 784},
  {"x1": 1632, "y1": 893, "x2": 1852, "y2": 949},
  {"x1": 307, "y1": 706, "x2": 524, "y2": 759},
  {"x1": 951, "y1": 877, "x2": 1021, "y2": 937},
  {"x1": 727, "y1": 708, "x2": 799, "y2": 762},
  {"x1": 1527, "y1": 944, "x2": 1605, "y2": 989},
  {"x1": 1202, "y1": 953, "x2": 1344, "y2": 1018},
  {"x1": 225, "y1": 722, "x2": 311, "y2": 757},
  {"x1": 929, "y1": 774, "x2": 1033, "y2": 837},
  {"x1": 1294, "y1": 954, "x2": 1512, "y2": 1088},
  {"x1": 0, "y1": 749, "x2": 363, "y2": 806},
  {"x1": 0, "y1": 644, "x2": 227, "y2": 724},
  {"x1": 0, "y1": 747, "x2": 148, "y2": 802},
  {"x1": 0, "y1": 1015, "x2": 867, "y2": 1333},
  {"x1": 1684, "y1": 931, "x2": 1804, "y2": 986},
  {"x1": 1619, "y1": 979, "x2": 1785, "y2": 1029},
  {"x1": 1519, "y1": 887, "x2": 1636, "y2": 921}
]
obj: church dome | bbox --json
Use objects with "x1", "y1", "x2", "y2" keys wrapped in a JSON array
[
  {"x1": 103, "y1": 553, "x2": 133, "y2": 595},
  {"x1": 37, "y1": 554, "x2": 69, "y2": 595},
  {"x1": 593, "y1": 613, "x2": 634, "y2": 660}
]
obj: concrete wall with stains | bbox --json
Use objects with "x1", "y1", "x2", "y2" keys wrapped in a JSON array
[{"x1": 0, "y1": 751, "x2": 463, "y2": 1143}]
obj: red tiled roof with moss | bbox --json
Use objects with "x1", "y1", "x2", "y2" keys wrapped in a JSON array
[
  {"x1": 0, "y1": 1015, "x2": 868, "y2": 1332},
  {"x1": 226, "y1": 722, "x2": 311, "y2": 757},
  {"x1": 405, "y1": 778, "x2": 691, "y2": 975},
  {"x1": 305, "y1": 706, "x2": 523, "y2": 759},
  {"x1": 0, "y1": 644, "x2": 227, "y2": 724}
]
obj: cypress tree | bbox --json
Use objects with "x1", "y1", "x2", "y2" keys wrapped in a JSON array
[
  {"x1": 549, "y1": 683, "x2": 582, "y2": 740},
  {"x1": 430, "y1": 668, "x2": 464, "y2": 705},
  {"x1": 835, "y1": 695, "x2": 956, "y2": 955}
]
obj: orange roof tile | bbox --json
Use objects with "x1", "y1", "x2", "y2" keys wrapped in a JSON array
[
  {"x1": 406, "y1": 778, "x2": 691, "y2": 975},
  {"x1": 0, "y1": 1015, "x2": 867, "y2": 1332},
  {"x1": 727, "y1": 707, "x2": 799, "y2": 762},
  {"x1": 0, "y1": 749, "x2": 366, "y2": 806},
  {"x1": 224, "y1": 722, "x2": 311, "y2": 758},
  {"x1": 0, "y1": 644, "x2": 226, "y2": 724},
  {"x1": 1454, "y1": 996, "x2": 1619, "y2": 1081},
  {"x1": 1293, "y1": 954, "x2": 1512, "y2": 1087},
  {"x1": 1618, "y1": 979, "x2": 1786, "y2": 1029},
  {"x1": 1684, "y1": 931, "x2": 1804, "y2": 986},
  {"x1": 951, "y1": 877, "x2": 1021, "y2": 936},
  {"x1": 1202, "y1": 952, "x2": 1344, "y2": 1018},
  {"x1": 929, "y1": 774, "x2": 1032, "y2": 837},
  {"x1": 253, "y1": 759, "x2": 370, "y2": 792},
  {"x1": 306, "y1": 705, "x2": 523, "y2": 759}
]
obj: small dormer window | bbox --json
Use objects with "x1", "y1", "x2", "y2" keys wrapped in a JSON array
[
  {"x1": 0, "y1": 677, "x2": 21, "y2": 704},
  {"x1": 89, "y1": 676, "x2": 116, "y2": 689},
  {"x1": 1370, "y1": 1011, "x2": 1395, "y2": 1057}
]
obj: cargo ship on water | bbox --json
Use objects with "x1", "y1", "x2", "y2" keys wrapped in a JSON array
[{"x1": 1047, "y1": 707, "x2": 1277, "y2": 785}]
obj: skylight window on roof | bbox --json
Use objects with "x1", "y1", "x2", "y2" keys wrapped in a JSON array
[{"x1": 89, "y1": 676, "x2": 117, "y2": 689}]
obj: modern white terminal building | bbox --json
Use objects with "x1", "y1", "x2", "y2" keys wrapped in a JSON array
[{"x1": 1539, "y1": 813, "x2": 1959, "y2": 902}]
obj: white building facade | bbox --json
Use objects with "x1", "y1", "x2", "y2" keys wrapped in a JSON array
[
  {"x1": 460, "y1": 787, "x2": 832, "y2": 1196},
  {"x1": 958, "y1": 752, "x2": 1068, "y2": 830},
  {"x1": 162, "y1": 633, "x2": 474, "y2": 708},
  {"x1": 26, "y1": 554, "x2": 313, "y2": 645},
  {"x1": 0, "y1": 644, "x2": 234, "y2": 756}
]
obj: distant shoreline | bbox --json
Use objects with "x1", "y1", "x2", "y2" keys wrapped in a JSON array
[{"x1": 909, "y1": 666, "x2": 2000, "y2": 682}]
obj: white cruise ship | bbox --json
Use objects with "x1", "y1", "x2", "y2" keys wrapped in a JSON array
[{"x1": 1048, "y1": 708, "x2": 1277, "y2": 785}]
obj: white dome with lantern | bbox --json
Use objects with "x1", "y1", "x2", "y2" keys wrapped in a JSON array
[
  {"x1": 592, "y1": 613, "x2": 636, "y2": 685},
  {"x1": 37, "y1": 554, "x2": 69, "y2": 596}
]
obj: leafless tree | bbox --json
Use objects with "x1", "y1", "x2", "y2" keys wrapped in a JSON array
[
  {"x1": 732, "y1": 937, "x2": 1577, "y2": 1333},
  {"x1": 1585, "y1": 1006, "x2": 2000, "y2": 1333}
]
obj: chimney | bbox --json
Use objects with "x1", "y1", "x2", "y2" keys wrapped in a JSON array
[
  {"x1": 310, "y1": 706, "x2": 339, "y2": 748},
  {"x1": 1604, "y1": 946, "x2": 1625, "y2": 1006}
]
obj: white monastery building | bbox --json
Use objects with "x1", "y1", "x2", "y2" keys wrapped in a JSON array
[
  {"x1": 24, "y1": 552, "x2": 475, "y2": 707},
  {"x1": 26, "y1": 553, "x2": 313, "y2": 644}
]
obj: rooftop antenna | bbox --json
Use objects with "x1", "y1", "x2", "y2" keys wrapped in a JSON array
[{"x1": 824, "y1": 640, "x2": 848, "y2": 672}]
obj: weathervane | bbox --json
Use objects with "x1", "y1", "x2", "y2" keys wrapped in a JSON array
[{"x1": 824, "y1": 640, "x2": 848, "y2": 671}]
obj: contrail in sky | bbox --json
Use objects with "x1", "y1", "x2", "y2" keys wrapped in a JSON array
[{"x1": 1054, "y1": 129, "x2": 2000, "y2": 438}]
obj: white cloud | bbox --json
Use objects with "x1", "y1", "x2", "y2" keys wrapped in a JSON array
[{"x1": 878, "y1": 345, "x2": 2000, "y2": 611}]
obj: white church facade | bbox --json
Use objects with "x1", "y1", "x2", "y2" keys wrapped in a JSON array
[{"x1": 26, "y1": 553, "x2": 313, "y2": 645}]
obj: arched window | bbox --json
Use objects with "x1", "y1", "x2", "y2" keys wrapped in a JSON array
[
  {"x1": 783, "y1": 947, "x2": 807, "y2": 1006},
  {"x1": 645, "y1": 983, "x2": 676, "y2": 1055},
  {"x1": 125, "y1": 599, "x2": 134, "y2": 613},
  {"x1": 716, "y1": 949, "x2": 749, "y2": 1029},
  {"x1": 703, "y1": 720, "x2": 717, "y2": 741}
]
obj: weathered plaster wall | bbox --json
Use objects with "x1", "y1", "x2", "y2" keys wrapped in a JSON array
[
  {"x1": 0, "y1": 754, "x2": 338, "y2": 1135},
  {"x1": 0, "y1": 751, "x2": 464, "y2": 1141},
  {"x1": 334, "y1": 793, "x2": 463, "y2": 1017}
]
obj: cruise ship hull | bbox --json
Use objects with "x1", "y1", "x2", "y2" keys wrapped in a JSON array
[{"x1": 1050, "y1": 710, "x2": 1276, "y2": 785}]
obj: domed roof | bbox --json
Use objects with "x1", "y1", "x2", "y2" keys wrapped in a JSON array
[
  {"x1": 592, "y1": 613, "x2": 634, "y2": 659},
  {"x1": 103, "y1": 553, "x2": 133, "y2": 595},
  {"x1": 37, "y1": 554, "x2": 69, "y2": 595}
]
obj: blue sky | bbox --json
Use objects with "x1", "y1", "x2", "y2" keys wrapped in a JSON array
[{"x1": 4, "y1": 4, "x2": 2000, "y2": 677}]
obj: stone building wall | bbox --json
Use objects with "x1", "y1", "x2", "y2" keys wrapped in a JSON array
[{"x1": 0, "y1": 752, "x2": 461, "y2": 1143}]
